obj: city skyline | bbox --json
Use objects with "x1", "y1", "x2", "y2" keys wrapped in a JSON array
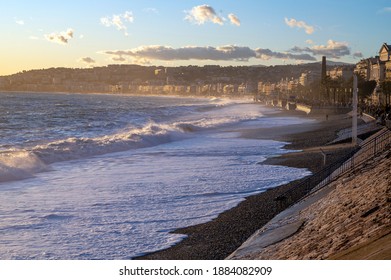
[{"x1": 1, "y1": 0, "x2": 390, "y2": 76}]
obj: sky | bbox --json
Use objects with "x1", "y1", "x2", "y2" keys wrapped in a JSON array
[{"x1": 1, "y1": 0, "x2": 390, "y2": 75}]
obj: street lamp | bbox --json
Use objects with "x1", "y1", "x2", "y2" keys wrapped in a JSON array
[{"x1": 352, "y1": 74, "x2": 358, "y2": 145}]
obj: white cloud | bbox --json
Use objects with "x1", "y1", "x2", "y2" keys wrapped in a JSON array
[
  {"x1": 185, "y1": 5, "x2": 224, "y2": 25},
  {"x1": 15, "y1": 19, "x2": 25, "y2": 25},
  {"x1": 123, "y1": 11, "x2": 134, "y2": 22},
  {"x1": 290, "y1": 40, "x2": 350, "y2": 58},
  {"x1": 285, "y1": 17, "x2": 314, "y2": 34},
  {"x1": 44, "y1": 28, "x2": 74, "y2": 45},
  {"x1": 100, "y1": 11, "x2": 134, "y2": 36},
  {"x1": 99, "y1": 45, "x2": 316, "y2": 64},
  {"x1": 29, "y1": 35, "x2": 39, "y2": 40},
  {"x1": 78, "y1": 57, "x2": 96, "y2": 66},
  {"x1": 311, "y1": 40, "x2": 350, "y2": 57},
  {"x1": 228, "y1": 13, "x2": 240, "y2": 26}
]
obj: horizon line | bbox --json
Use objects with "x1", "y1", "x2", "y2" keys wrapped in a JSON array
[{"x1": 1, "y1": 60, "x2": 357, "y2": 76}]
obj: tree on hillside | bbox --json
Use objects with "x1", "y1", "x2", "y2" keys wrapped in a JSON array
[
  {"x1": 358, "y1": 79, "x2": 377, "y2": 102},
  {"x1": 380, "y1": 81, "x2": 391, "y2": 106}
]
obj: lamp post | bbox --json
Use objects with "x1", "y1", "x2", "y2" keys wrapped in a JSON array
[{"x1": 352, "y1": 74, "x2": 358, "y2": 145}]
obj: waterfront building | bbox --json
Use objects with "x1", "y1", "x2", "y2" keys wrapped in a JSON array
[
  {"x1": 369, "y1": 57, "x2": 386, "y2": 82},
  {"x1": 327, "y1": 66, "x2": 354, "y2": 81},
  {"x1": 380, "y1": 43, "x2": 391, "y2": 81},
  {"x1": 299, "y1": 71, "x2": 320, "y2": 87},
  {"x1": 356, "y1": 43, "x2": 391, "y2": 105},
  {"x1": 379, "y1": 43, "x2": 391, "y2": 62},
  {"x1": 299, "y1": 72, "x2": 309, "y2": 87},
  {"x1": 386, "y1": 60, "x2": 391, "y2": 81},
  {"x1": 356, "y1": 43, "x2": 391, "y2": 82},
  {"x1": 258, "y1": 82, "x2": 275, "y2": 96},
  {"x1": 355, "y1": 58, "x2": 373, "y2": 80}
]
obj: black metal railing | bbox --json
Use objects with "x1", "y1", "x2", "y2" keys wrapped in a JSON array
[{"x1": 274, "y1": 128, "x2": 391, "y2": 206}]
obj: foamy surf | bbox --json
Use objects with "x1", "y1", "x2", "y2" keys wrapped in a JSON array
[
  {"x1": 0, "y1": 101, "x2": 265, "y2": 183},
  {"x1": 0, "y1": 92, "x2": 312, "y2": 259},
  {"x1": 31, "y1": 107, "x2": 259, "y2": 163},
  {"x1": 0, "y1": 150, "x2": 50, "y2": 182},
  {"x1": 32, "y1": 111, "x2": 260, "y2": 164}
]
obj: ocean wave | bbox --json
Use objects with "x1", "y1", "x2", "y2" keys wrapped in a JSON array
[
  {"x1": 0, "y1": 103, "x2": 263, "y2": 183},
  {"x1": 31, "y1": 121, "x2": 178, "y2": 164},
  {"x1": 0, "y1": 150, "x2": 50, "y2": 183},
  {"x1": 31, "y1": 108, "x2": 261, "y2": 163}
]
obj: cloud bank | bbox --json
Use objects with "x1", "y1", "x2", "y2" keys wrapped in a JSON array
[
  {"x1": 101, "y1": 11, "x2": 134, "y2": 35},
  {"x1": 100, "y1": 45, "x2": 317, "y2": 64},
  {"x1": 285, "y1": 17, "x2": 314, "y2": 34},
  {"x1": 44, "y1": 29, "x2": 74, "y2": 45},
  {"x1": 256, "y1": 48, "x2": 316, "y2": 61},
  {"x1": 290, "y1": 40, "x2": 350, "y2": 58}
]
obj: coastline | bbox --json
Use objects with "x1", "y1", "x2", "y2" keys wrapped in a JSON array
[
  {"x1": 0, "y1": 90, "x2": 254, "y2": 102},
  {"x1": 136, "y1": 109, "x2": 357, "y2": 260}
]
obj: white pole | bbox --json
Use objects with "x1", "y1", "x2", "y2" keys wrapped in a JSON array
[{"x1": 352, "y1": 74, "x2": 358, "y2": 145}]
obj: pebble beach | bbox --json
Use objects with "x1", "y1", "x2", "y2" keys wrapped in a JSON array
[
  {"x1": 229, "y1": 137, "x2": 391, "y2": 260},
  {"x1": 137, "y1": 110, "x2": 374, "y2": 260}
]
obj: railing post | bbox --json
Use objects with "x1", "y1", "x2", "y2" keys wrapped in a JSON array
[
  {"x1": 274, "y1": 129, "x2": 390, "y2": 203},
  {"x1": 351, "y1": 154, "x2": 354, "y2": 170}
]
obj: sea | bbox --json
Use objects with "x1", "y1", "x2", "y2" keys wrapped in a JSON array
[{"x1": 0, "y1": 92, "x2": 313, "y2": 259}]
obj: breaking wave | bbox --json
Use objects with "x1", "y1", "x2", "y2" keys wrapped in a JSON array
[
  {"x1": 0, "y1": 150, "x2": 50, "y2": 182},
  {"x1": 0, "y1": 108, "x2": 261, "y2": 183}
]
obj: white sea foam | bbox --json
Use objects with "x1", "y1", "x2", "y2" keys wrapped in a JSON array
[
  {"x1": 25, "y1": 103, "x2": 264, "y2": 165},
  {"x1": 0, "y1": 93, "x2": 313, "y2": 260},
  {"x1": 0, "y1": 102, "x2": 264, "y2": 182},
  {"x1": 0, "y1": 150, "x2": 50, "y2": 182},
  {"x1": 0, "y1": 132, "x2": 311, "y2": 259}
]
